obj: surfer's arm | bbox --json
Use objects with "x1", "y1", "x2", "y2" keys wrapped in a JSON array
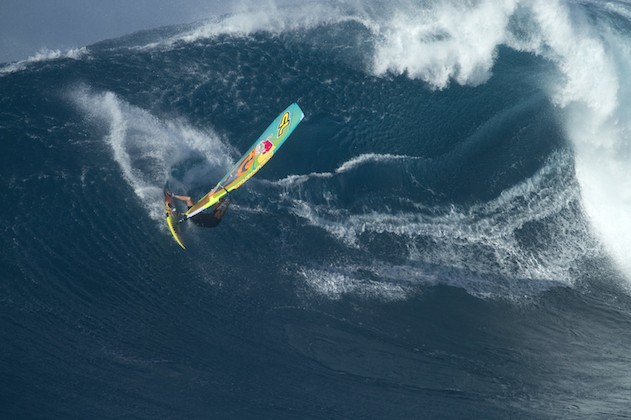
[{"x1": 172, "y1": 194, "x2": 194, "y2": 207}]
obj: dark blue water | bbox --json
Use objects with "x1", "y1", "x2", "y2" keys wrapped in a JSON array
[{"x1": 3, "y1": 1, "x2": 631, "y2": 418}]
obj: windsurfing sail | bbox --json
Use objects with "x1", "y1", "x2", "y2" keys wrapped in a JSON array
[{"x1": 185, "y1": 102, "x2": 304, "y2": 219}]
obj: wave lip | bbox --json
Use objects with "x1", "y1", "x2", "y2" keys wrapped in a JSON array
[
  {"x1": 0, "y1": 47, "x2": 89, "y2": 75},
  {"x1": 134, "y1": 3, "x2": 377, "y2": 51},
  {"x1": 372, "y1": 0, "x2": 519, "y2": 88}
]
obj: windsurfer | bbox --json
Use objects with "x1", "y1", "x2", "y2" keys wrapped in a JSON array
[{"x1": 170, "y1": 192, "x2": 231, "y2": 228}]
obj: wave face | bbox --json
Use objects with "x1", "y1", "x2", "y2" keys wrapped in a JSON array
[{"x1": 3, "y1": 1, "x2": 631, "y2": 418}]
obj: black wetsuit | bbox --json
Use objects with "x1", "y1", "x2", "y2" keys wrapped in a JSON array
[
  {"x1": 187, "y1": 196, "x2": 231, "y2": 228},
  {"x1": 188, "y1": 211, "x2": 222, "y2": 228}
]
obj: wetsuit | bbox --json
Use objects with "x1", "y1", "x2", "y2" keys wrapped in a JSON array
[{"x1": 187, "y1": 196, "x2": 231, "y2": 228}]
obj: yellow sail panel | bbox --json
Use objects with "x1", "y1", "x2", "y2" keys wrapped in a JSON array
[
  {"x1": 185, "y1": 188, "x2": 227, "y2": 219},
  {"x1": 164, "y1": 191, "x2": 186, "y2": 249}
]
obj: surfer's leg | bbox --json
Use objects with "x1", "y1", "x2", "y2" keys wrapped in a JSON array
[
  {"x1": 220, "y1": 195, "x2": 231, "y2": 210},
  {"x1": 213, "y1": 196, "x2": 231, "y2": 219}
]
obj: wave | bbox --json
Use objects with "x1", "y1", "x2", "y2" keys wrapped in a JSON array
[
  {"x1": 0, "y1": 47, "x2": 89, "y2": 76},
  {"x1": 144, "y1": 0, "x2": 631, "y2": 281},
  {"x1": 64, "y1": 86, "x2": 598, "y2": 299},
  {"x1": 32, "y1": 0, "x2": 630, "y2": 289}
]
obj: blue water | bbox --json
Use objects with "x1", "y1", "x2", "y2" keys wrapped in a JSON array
[{"x1": 3, "y1": 1, "x2": 631, "y2": 418}]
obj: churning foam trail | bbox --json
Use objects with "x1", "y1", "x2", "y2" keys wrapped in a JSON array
[
  {"x1": 275, "y1": 153, "x2": 418, "y2": 187},
  {"x1": 71, "y1": 88, "x2": 234, "y2": 221},
  {"x1": 298, "y1": 267, "x2": 411, "y2": 301},
  {"x1": 292, "y1": 152, "x2": 601, "y2": 299}
]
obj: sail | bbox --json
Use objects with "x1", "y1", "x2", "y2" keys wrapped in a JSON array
[{"x1": 185, "y1": 102, "x2": 304, "y2": 218}]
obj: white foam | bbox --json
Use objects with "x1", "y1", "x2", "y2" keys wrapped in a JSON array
[
  {"x1": 274, "y1": 150, "x2": 598, "y2": 297},
  {"x1": 275, "y1": 153, "x2": 417, "y2": 188},
  {"x1": 0, "y1": 47, "x2": 88, "y2": 75},
  {"x1": 527, "y1": 0, "x2": 631, "y2": 279},
  {"x1": 71, "y1": 87, "x2": 234, "y2": 222},
  {"x1": 372, "y1": 0, "x2": 519, "y2": 88},
  {"x1": 604, "y1": 1, "x2": 631, "y2": 21},
  {"x1": 137, "y1": 2, "x2": 377, "y2": 51},
  {"x1": 299, "y1": 260, "x2": 564, "y2": 301},
  {"x1": 298, "y1": 267, "x2": 410, "y2": 301},
  {"x1": 336, "y1": 153, "x2": 417, "y2": 173},
  {"x1": 290, "y1": 152, "x2": 601, "y2": 295}
]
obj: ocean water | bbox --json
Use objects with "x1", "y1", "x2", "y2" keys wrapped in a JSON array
[{"x1": 2, "y1": 0, "x2": 631, "y2": 418}]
